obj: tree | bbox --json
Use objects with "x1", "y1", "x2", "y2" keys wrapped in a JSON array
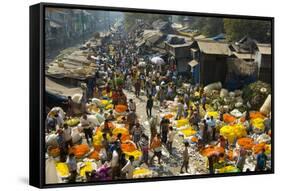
[
  {"x1": 223, "y1": 19, "x2": 271, "y2": 43},
  {"x1": 188, "y1": 16, "x2": 224, "y2": 37},
  {"x1": 202, "y1": 17, "x2": 224, "y2": 36}
]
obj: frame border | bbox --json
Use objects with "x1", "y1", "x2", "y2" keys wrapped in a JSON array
[{"x1": 30, "y1": 2, "x2": 274, "y2": 188}]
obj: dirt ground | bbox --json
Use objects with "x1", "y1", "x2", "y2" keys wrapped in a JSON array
[{"x1": 122, "y1": 89, "x2": 210, "y2": 176}]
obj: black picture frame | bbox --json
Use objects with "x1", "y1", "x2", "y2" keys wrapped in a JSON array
[{"x1": 30, "y1": 2, "x2": 274, "y2": 188}]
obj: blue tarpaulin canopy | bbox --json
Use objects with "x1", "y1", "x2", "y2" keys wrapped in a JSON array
[{"x1": 211, "y1": 33, "x2": 225, "y2": 41}]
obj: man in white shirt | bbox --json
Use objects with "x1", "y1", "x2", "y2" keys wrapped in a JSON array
[
  {"x1": 167, "y1": 126, "x2": 175, "y2": 153},
  {"x1": 128, "y1": 99, "x2": 136, "y2": 112},
  {"x1": 54, "y1": 110, "x2": 64, "y2": 129},
  {"x1": 121, "y1": 156, "x2": 134, "y2": 179},
  {"x1": 180, "y1": 142, "x2": 189, "y2": 174},
  {"x1": 62, "y1": 123, "x2": 73, "y2": 150},
  {"x1": 126, "y1": 75, "x2": 132, "y2": 91},
  {"x1": 208, "y1": 116, "x2": 216, "y2": 141},
  {"x1": 80, "y1": 114, "x2": 92, "y2": 144},
  {"x1": 176, "y1": 101, "x2": 184, "y2": 120}
]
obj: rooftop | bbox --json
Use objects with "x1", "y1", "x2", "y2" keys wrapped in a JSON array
[
  {"x1": 233, "y1": 52, "x2": 255, "y2": 60},
  {"x1": 165, "y1": 34, "x2": 194, "y2": 47},
  {"x1": 197, "y1": 40, "x2": 231, "y2": 55},
  {"x1": 257, "y1": 43, "x2": 271, "y2": 55}
]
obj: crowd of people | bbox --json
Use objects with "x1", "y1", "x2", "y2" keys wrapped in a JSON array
[{"x1": 45, "y1": 24, "x2": 271, "y2": 184}]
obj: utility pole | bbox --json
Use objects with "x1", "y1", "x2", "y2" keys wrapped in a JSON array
[
  {"x1": 104, "y1": 11, "x2": 107, "y2": 32},
  {"x1": 81, "y1": 10, "x2": 85, "y2": 44},
  {"x1": 108, "y1": 12, "x2": 110, "y2": 31}
]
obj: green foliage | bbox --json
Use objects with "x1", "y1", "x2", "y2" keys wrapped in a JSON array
[
  {"x1": 188, "y1": 16, "x2": 271, "y2": 42},
  {"x1": 188, "y1": 16, "x2": 224, "y2": 37},
  {"x1": 242, "y1": 81, "x2": 271, "y2": 110},
  {"x1": 115, "y1": 77, "x2": 124, "y2": 87},
  {"x1": 224, "y1": 19, "x2": 271, "y2": 43},
  {"x1": 172, "y1": 15, "x2": 186, "y2": 24},
  {"x1": 203, "y1": 18, "x2": 224, "y2": 36}
]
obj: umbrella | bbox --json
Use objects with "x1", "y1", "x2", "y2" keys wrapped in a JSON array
[
  {"x1": 150, "y1": 57, "x2": 165, "y2": 65},
  {"x1": 138, "y1": 61, "x2": 146, "y2": 67}
]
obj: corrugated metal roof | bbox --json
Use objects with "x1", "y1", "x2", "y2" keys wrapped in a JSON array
[
  {"x1": 257, "y1": 43, "x2": 271, "y2": 55},
  {"x1": 197, "y1": 40, "x2": 231, "y2": 55},
  {"x1": 46, "y1": 77, "x2": 82, "y2": 97},
  {"x1": 136, "y1": 30, "x2": 163, "y2": 47}
]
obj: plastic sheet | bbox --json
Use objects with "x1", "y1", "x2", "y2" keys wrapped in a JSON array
[
  {"x1": 46, "y1": 158, "x2": 59, "y2": 184},
  {"x1": 260, "y1": 94, "x2": 271, "y2": 115},
  {"x1": 91, "y1": 98, "x2": 102, "y2": 107},
  {"x1": 87, "y1": 115, "x2": 100, "y2": 126},
  {"x1": 95, "y1": 113, "x2": 105, "y2": 124}
]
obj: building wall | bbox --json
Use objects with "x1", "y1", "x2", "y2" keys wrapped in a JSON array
[
  {"x1": 200, "y1": 53, "x2": 228, "y2": 85},
  {"x1": 176, "y1": 57, "x2": 190, "y2": 73},
  {"x1": 259, "y1": 54, "x2": 272, "y2": 83},
  {"x1": 165, "y1": 42, "x2": 194, "y2": 76}
]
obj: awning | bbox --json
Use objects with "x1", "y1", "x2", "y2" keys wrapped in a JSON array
[
  {"x1": 257, "y1": 43, "x2": 271, "y2": 55},
  {"x1": 188, "y1": 60, "x2": 199, "y2": 68}
]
